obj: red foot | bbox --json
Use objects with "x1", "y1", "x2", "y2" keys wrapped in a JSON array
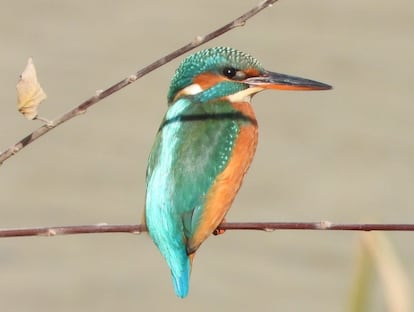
[
  {"x1": 213, "y1": 228, "x2": 226, "y2": 236},
  {"x1": 213, "y1": 220, "x2": 226, "y2": 236}
]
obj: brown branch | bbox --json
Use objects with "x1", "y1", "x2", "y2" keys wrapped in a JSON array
[
  {"x1": 0, "y1": 0, "x2": 279, "y2": 166},
  {"x1": 1, "y1": 222, "x2": 414, "y2": 238}
]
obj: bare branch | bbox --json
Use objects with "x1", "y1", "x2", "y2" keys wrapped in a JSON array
[
  {"x1": 0, "y1": 0, "x2": 279, "y2": 166},
  {"x1": 1, "y1": 222, "x2": 414, "y2": 238}
]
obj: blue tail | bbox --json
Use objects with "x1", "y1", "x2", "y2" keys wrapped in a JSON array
[
  {"x1": 171, "y1": 256, "x2": 191, "y2": 298},
  {"x1": 144, "y1": 203, "x2": 192, "y2": 298}
]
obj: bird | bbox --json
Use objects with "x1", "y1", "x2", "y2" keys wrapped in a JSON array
[{"x1": 144, "y1": 47, "x2": 331, "y2": 298}]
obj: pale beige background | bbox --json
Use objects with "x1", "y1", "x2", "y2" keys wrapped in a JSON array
[{"x1": 0, "y1": 0, "x2": 413, "y2": 311}]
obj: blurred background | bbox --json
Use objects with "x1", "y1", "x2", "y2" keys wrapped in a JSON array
[{"x1": 0, "y1": 0, "x2": 413, "y2": 310}]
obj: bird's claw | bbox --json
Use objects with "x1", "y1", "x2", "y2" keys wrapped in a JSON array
[{"x1": 213, "y1": 221, "x2": 226, "y2": 236}]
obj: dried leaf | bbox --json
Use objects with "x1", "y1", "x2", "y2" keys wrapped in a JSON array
[{"x1": 16, "y1": 57, "x2": 47, "y2": 120}]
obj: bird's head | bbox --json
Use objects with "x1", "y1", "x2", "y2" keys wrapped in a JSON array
[{"x1": 167, "y1": 47, "x2": 331, "y2": 105}]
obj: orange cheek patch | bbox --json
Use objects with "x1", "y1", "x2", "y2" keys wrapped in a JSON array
[
  {"x1": 193, "y1": 72, "x2": 227, "y2": 89},
  {"x1": 244, "y1": 67, "x2": 261, "y2": 77}
]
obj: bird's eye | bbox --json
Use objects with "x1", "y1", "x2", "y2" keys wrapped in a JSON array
[{"x1": 222, "y1": 67, "x2": 237, "y2": 79}]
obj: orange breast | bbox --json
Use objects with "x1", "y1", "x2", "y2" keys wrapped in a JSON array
[{"x1": 187, "y1": 102, "x2": 258, "y2": 254}]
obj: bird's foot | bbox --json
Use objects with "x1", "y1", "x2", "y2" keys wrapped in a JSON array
[{"x1": 213, "y1": 220, "x2": 226, "y2": 236}]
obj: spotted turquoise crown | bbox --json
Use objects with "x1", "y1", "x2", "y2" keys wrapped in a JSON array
[{"x1": 167, "y1": 47, "x2": 265, "y2": 104}]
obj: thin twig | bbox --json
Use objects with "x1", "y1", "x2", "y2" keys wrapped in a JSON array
[
  {"x1": 1, "y1": 222, "x2": 414, "y2": 238},
  {"x1": 0, "y1": 0, "x2": 278, "y2": 166}
]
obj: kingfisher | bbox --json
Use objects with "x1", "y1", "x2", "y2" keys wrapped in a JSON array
[{"x1": 144, "y1": 47, "x2": 331, "y2": 298}]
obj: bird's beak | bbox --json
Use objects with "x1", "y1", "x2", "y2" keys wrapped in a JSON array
[{"x1": 245, "y1": 70, "x2": 332, "y2": 91}]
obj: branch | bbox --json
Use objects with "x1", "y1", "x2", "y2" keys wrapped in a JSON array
[
  {"x1": 0, "y1": 0, "x2": 279, "y2": 166},
  {"x1": 1, "y1": 222, "x2": 414, "y2": 238}
]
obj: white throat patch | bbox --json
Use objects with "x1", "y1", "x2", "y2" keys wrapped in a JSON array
[
  {"x1": 225, "y1": 86, "x2": 264, "y2": 102},
  {"x1": 180, "y1": 83, "x2": 202, "y2": 95}
]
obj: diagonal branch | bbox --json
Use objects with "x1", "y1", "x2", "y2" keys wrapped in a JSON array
[
  {"x1": 1, "y1": 222, "x2": 414, "y2": 238},
  {"x1": 0, "y1": 0, "x2": 279, "y2": 166}
]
